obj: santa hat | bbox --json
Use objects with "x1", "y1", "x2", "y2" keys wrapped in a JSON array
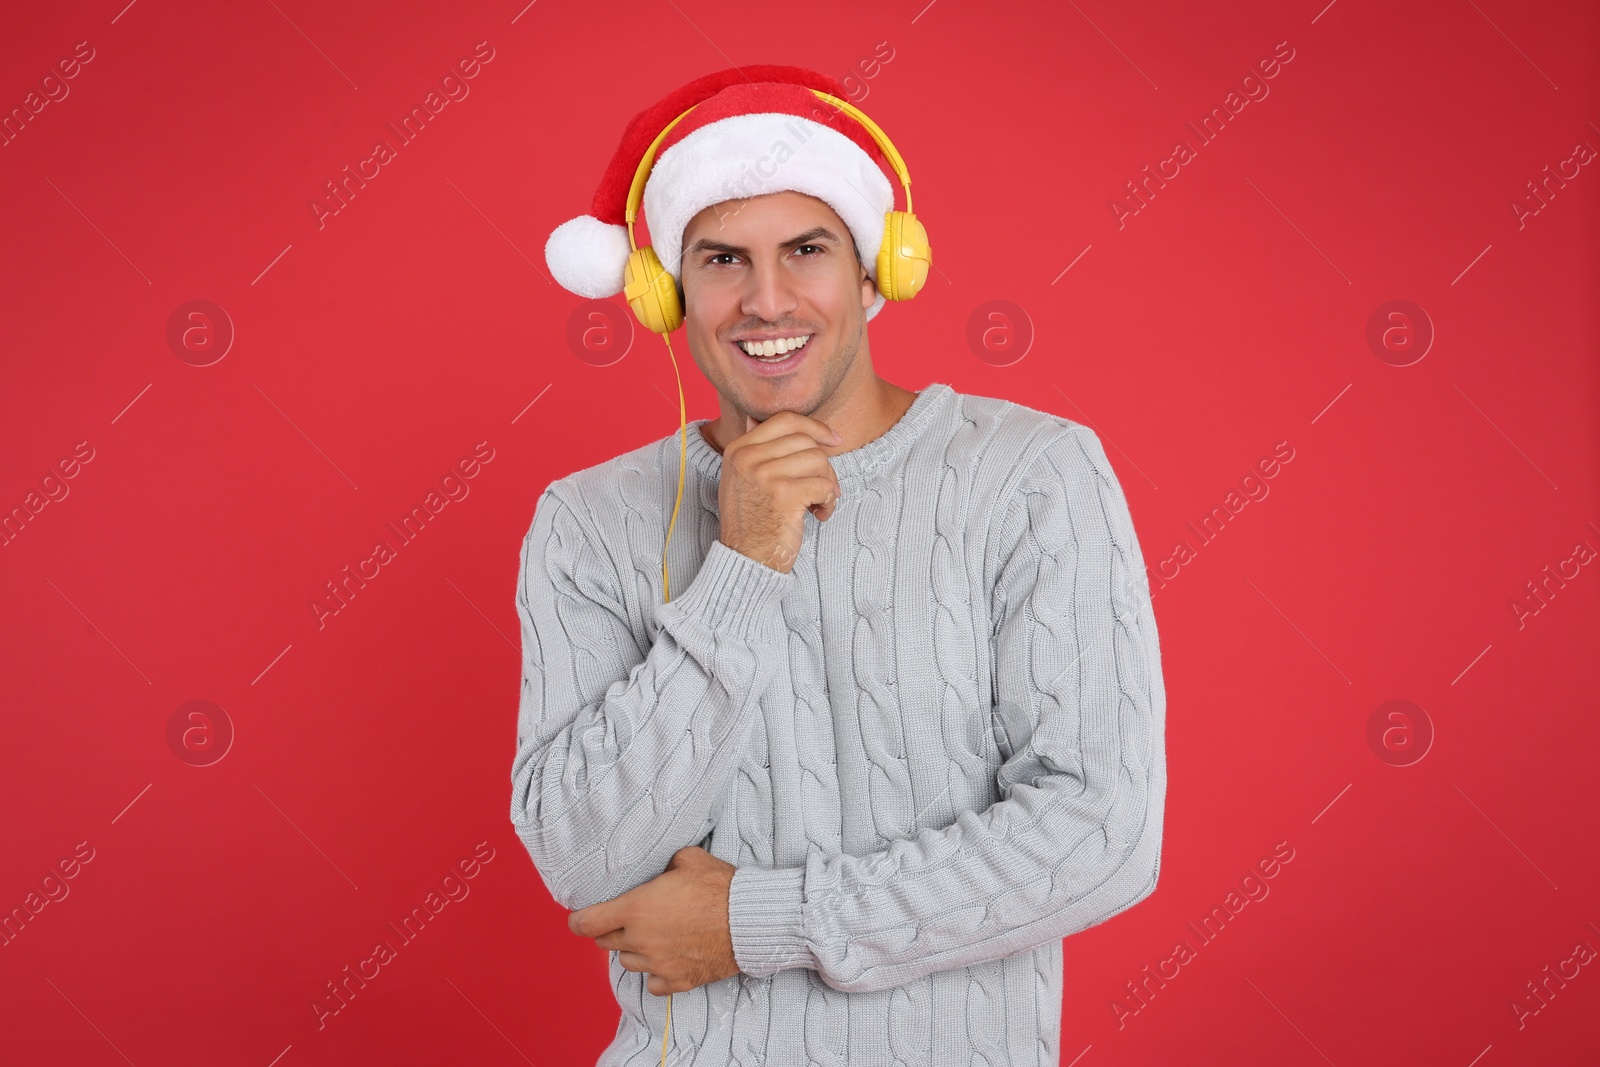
[{"x1": 544, "y1": 65, "x2": 897, "y2": 322}]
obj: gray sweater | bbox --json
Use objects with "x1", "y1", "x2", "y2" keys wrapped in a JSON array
[{"x1": 511, "y1": 381, "x2": 1167, "y2": 1065}]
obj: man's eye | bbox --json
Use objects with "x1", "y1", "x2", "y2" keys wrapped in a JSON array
[{"x1": 706, "y1": 247, "x2": 822, "y2": 265}]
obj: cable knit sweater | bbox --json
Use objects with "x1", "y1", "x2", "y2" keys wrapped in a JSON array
[{"x1": 511, "y1": 381, "x2": 1167, "y2": 1066}]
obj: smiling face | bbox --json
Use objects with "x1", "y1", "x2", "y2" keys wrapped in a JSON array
[{"x1": 678, "y1": 190, "x2": 878, "y2": 425}]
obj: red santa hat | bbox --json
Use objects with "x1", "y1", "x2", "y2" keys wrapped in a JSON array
[{"x1": 544, "y1": 64, "x2": 897, "y2": 322}]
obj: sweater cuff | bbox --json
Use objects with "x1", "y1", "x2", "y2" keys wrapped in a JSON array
[
  {"x1": 728, "y1": 865, "x2": 810, "y2": 979},
  {"x1": 665, "y1": 539, "x2": 792, "y2": 636}
]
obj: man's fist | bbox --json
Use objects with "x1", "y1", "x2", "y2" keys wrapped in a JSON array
[{"x1": 717, "y1": 410, "x2": 843, "y2": 574}]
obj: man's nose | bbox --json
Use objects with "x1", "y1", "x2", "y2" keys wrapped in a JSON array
[{"x1": 740, "y1": 258, "x2": 800, "y2": 323}]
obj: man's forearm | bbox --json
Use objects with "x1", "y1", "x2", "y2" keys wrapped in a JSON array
[{"x1": 511, "y1": 490, "x2": 794, "y2": 910}]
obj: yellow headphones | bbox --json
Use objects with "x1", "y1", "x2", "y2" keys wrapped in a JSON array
[
  {"x1": 623, "y1": 90, "x2": 932, "y2": 335},
  {"x1": 626, "y1": 91, "x2": 930, "y2": 1065}
]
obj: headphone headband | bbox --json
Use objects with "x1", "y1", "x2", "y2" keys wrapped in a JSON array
[{"x1": 625, "y1": 89, "x2": 914, "y2": 248}]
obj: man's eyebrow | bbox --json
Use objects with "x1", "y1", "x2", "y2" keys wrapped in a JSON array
[{"x1": 684, "y1": 226, "x2": 842, "y2": 258}]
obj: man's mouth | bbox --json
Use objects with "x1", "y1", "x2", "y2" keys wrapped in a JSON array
[
  {"x1": 735, "y1": 334, "x2": 811, "y2": 362},
  {"x1": 730, "y1": 333, "x2": 812, "y2": 374}
]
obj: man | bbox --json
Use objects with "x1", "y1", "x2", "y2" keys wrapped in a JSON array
[{"x1": 514, "y1": 66, "x2": 1167, "y2": 1065}]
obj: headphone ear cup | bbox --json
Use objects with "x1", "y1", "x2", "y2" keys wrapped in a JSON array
[
  {"x1": 624, "y1": 246, "x2": 683, "y2": 334},
  {"x1": 876, "y1": 210, "x2": 932, "y2": 302}
]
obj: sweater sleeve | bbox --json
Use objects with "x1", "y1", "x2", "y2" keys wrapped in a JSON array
[
  {"x1": 725, "y1": 424, "x2": 1167, "y2": 993},
  {"x1": 510, "y1": 482, "x2": 795, "y2": 912}
]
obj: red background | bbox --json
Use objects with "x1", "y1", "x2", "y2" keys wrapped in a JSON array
[{"x1": 2, "y1": 1, "x2": 1597, "y2": 1064}]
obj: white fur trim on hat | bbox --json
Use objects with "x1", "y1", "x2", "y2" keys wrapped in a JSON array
[
  {"x1": 642, "y1": 113, "x2": 894, "y2": 318},
  {"x1": 544, "y1": 214, "x2": 632, "y2": 298}
]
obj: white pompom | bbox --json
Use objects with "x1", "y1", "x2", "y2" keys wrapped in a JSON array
[{"x1": 544, "y1": 215, "x2": 632, "y2": 298}]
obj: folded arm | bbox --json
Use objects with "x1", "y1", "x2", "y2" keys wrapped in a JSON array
[
  {"x1": 510, "y1": 483, "x2": 793, "y2": 911},
  {"x1": 725, "y1": 424, "x2": 1168, "y2": 994}
]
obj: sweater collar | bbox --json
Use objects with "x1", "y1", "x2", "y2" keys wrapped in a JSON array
[{"x1": 683, "y1": 382, "x2": 955, "y2": 489}]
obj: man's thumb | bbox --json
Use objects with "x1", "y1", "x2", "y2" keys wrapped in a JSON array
[{"x1": 744, "y1": 414, "x2": 757, "y2": 435}]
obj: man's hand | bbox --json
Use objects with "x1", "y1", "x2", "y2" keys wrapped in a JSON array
[
  {"x1": 718, "y1": 411, "x2": 843, "y2": 574},
  {"x1": 567, "y1": 846, "x2": 741, "y2": 996}
]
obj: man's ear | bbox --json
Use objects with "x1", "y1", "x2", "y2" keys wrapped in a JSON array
[{"x1": 860, "y1": 262, "x2": 878, "y2": 311}]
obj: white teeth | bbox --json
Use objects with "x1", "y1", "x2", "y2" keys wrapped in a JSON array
[{"x1": 738, "y1": 335, "x2": 810, "y2": 359}]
